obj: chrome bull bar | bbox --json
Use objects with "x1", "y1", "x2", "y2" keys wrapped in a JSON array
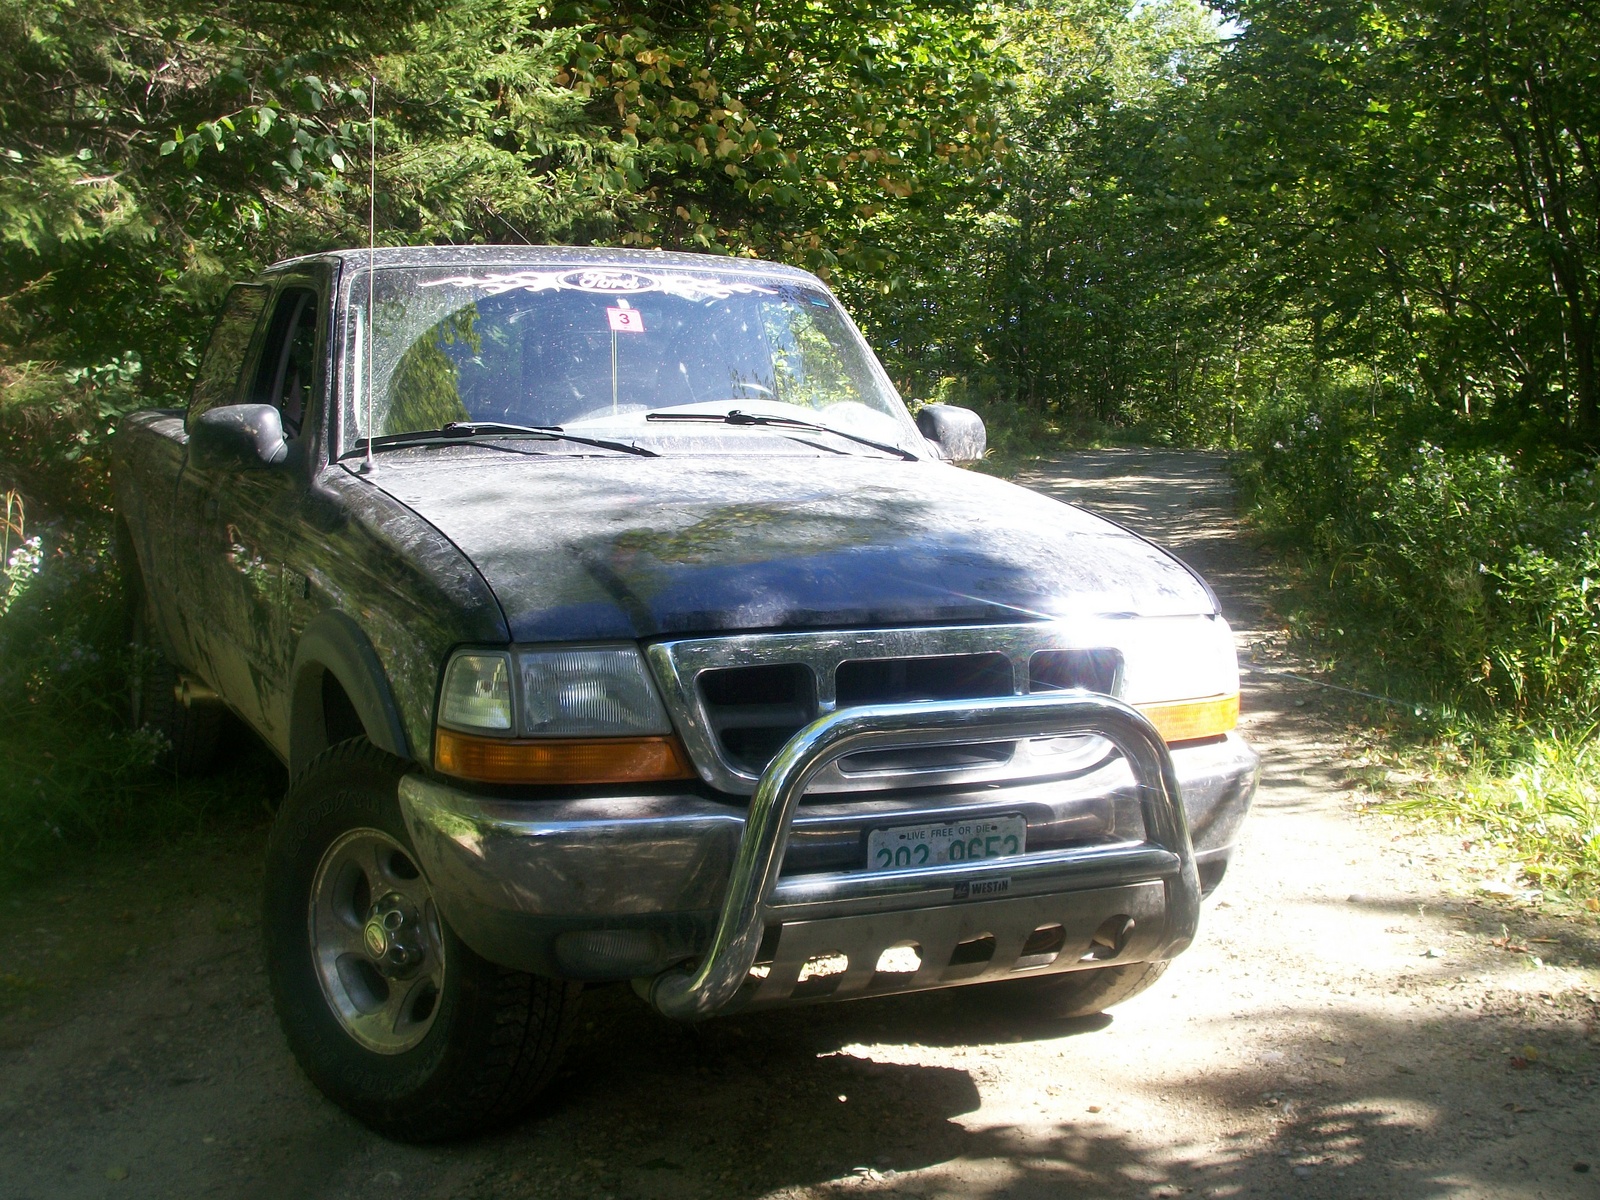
[{"x1": 640, "y1": 692, "x2": 1200, "y2": 1020}]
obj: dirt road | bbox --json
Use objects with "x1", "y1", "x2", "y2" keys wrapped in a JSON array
[{"x1": 3, "y1": 450, "x2": 1597, "y2": 1200}]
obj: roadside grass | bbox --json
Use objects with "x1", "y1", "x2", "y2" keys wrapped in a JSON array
[
  {"x1": 0, "y1": 520, "x2": 277, "y2": 896},
  {"x1": 1248, "y1": 535, "x2": 1600, "y2": 911},
  {"x1": 1395, "y1": 735, "x2": 1600, "y2": 909},
  {"x1": 0, "y1": 695, "x2": 279, "y2": 898}
]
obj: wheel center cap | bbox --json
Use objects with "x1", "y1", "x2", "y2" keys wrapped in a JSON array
[{"x1": 362, "y1": 893, "x2": 428, "y2": 978}]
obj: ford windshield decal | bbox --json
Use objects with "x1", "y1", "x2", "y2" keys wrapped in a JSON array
[{"x1": 420, "y1": 267, "x2": 779, "y2": 302}]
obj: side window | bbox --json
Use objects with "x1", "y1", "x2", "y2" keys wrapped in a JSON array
[
  {"x1": 250, "y1": 287, "x2": 322, "y2": 438},
  {"x1": 188, "y1": 284, "x2": 269, "y2": 425}
]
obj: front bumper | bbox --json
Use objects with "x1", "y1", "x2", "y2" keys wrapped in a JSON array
[{"x1": 400, "y1": 701, "x2": 1257, "y2": 1014}]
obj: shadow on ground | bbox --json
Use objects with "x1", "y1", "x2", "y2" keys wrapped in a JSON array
[{"x1": 431, "y1": 972, "x2": 1600, "y2": 1200}]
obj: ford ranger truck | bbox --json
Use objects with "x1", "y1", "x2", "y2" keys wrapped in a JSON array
[{"x1": 111, "y1": 246, "x2": 1258, "y2": 1141}]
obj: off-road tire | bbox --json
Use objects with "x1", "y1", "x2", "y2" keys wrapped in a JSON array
[
  {"x1": 126, "y1": 583, "x2": 224, "y2": 776},
  {"x1": 263, "y1": 738, "x2": 582, "y2": 1142},
  {"x1": 981, "y1": 960, "x2": 1169, "y2": 1019}
]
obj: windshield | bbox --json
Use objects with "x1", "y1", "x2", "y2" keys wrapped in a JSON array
[{"x1": 338, "y1": 264, "x2": 922, "y2": 457}]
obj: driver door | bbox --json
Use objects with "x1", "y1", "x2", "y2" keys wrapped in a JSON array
[{"x1": 186, "y1": 277, "x2": 328, "y2": 747}]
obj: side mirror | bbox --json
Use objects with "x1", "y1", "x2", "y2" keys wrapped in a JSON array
[
  {"x1": 915, "y1": 404, "x2": 987, "y2": 465},
  {"x1": 190, "y1": 404, "x2": 289, "y2": 472}
]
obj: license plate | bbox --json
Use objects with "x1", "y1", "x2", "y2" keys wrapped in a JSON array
[{"x1": 866, "y1": 816, "x2": 1027, "y2": 871}]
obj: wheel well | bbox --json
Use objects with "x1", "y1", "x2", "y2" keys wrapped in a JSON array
[
  {"x1": 321, "y1": 672, "x2": 367, "y2": 747},
  {"x1": 290, "y1": 665, "x2": 375, "y2": 777},
  {"x1": 287, "y1": 614, "x2": 413, "y2": 778}
]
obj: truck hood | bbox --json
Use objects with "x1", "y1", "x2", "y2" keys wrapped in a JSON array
[{"x1": 365, "y1": 454, "x2": 1216, "y2": 642}]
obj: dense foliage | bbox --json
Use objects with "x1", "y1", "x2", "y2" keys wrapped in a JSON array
[
  {"x1": 1205, "y1": 0, "x2": 1600, "y2": 745},
  {"x1": 1245, "y1": 415, "x2": 1600, "y2": 726},
  {"x1": 5, "y1": 0, "x2": 1597, "y2": 467}
]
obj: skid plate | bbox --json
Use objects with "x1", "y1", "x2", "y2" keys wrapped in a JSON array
[{"x1": 730, "y1": 880, "x2": 1169, "y2": 1011}]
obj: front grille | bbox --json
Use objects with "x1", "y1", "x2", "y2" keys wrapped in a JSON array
[
  {"x1": 700, "y1": 663, "x2": 815, "y2": 776},
  {"x1": 701, "y1": 653, "x2": 1019, "y2": 779},
  {"x1": 1029, "y1": 647, "x2": 1121, "y2": 695},
  {"x1": 835, "y1": 653, "x2": 1014, "y2": 774},
  {"x1": 647, "y1": 624, "x2": 1128, "y2": 796},
  {"x1": 835, "y1": 653, "x2": 1012, "y2": 705}
]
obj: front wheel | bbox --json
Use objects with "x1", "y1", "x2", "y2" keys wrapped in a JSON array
[{"x1": 263, "y1": 739, "x2": 582, "y2": 1141}]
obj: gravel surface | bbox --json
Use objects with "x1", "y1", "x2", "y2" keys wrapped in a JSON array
[{"x1": 2, "y1": 449, "x2": 1597, "y2": 1200}]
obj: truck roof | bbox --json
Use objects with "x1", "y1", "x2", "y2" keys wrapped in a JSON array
[{"x1": 261, "y1": 244, "x2": 821, "y2": 284}]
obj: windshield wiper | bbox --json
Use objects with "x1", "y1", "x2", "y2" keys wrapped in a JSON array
[
  {"x1": 345, "y1": 421, "x2": 657, "y2": 458},
  {"x1": 644, "y1": 409, "x2": 919, "y2": 462}
]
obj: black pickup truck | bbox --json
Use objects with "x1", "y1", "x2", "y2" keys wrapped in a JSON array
[{"x1": 112, "y1": 246, "x2": 1258, "y2": 1140}]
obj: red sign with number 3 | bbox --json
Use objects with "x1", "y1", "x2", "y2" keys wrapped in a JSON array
[{"x1": 607, "y1": 306, "x2": 645, "y2": 333}]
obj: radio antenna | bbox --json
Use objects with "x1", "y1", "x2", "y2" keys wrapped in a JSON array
[{"x1": 359, "y1": 74, "x2": 377, "y2": 476}]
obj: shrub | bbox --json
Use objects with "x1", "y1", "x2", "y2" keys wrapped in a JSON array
[
  {"x1": 0, "y1": 352, "x2": 150, "y2": 518},
  {"x1": 1245, "y1": 408, "x2": 1600, "y2": 735},
  {"x1": 0, "y1": 520, "x2": 276, "y2": 891}
]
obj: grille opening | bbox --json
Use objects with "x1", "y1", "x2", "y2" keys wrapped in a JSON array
[
  {"x1": 797, "y1": 952, "x2": 849, "y2": 981},
  {"x1": 946, "y1": 933, "x2": 996, "y2": 971},
  {"x1": 874, "y1": 943, "x2": 922, "y2": 975},
  {"x1": 836, "y1": 652, "x2": 1013, "y2": 706},
  {"x1": 869, "y1": 942, "x2": 923, "y2": 989},
  {"x1": 792, "y1": 952, "x2": 849, "y2": 998},
  {"x1": 834, "y1": 654, "x2": 1014, "y2": 775},
  {"x1": 753, "y1": 923, "x2": 783, "y2": 965},
  {"x1": 1082, "y1": 915, "x2": 1135, "y2": 961},
  {"x1": 746, "y1": 923, "x2": 783, "y2": 979},
  {"x1": 1014, "y1": 923, "x2": 1067, "y2": 970},
  {"x1": 1029, "y1": 648, "x2": 1121, "y2": 695},
  {"x1": 698, "y1": 663, "x2": 816, "y2": 775}
]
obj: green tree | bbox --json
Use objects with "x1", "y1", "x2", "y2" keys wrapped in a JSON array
[
  {"x1": 0, "y1": 0, "x2": 1008, "y2": 513},
  {"x1": 0, "y1": 0, "x2": 629, "y2": 509},
  {"x1": 1196, "y1": 0, "x2": 1600, "y2": 444}
]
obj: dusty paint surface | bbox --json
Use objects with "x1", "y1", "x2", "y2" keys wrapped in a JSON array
[{"x1": 368, "y1": 451, "x2": 1214, "y2": 642}]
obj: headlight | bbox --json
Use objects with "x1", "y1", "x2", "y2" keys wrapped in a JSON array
[
  {"x1": 1114, "y1": 615, "x2": 1239, "y2": 707},
  {"x1": 1067, "y1": 615, "x2": 1240, "y2": 744},
  {"x1": 434, "y1": 644, "x2": 692, "y2": 785},
  {"x1": 518, "y1": 647, "x2": 672, "y2": 737}
]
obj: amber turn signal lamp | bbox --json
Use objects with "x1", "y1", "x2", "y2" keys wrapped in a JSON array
[
  {"x1": 1136, "y1": 693, "x2": 1239, "y2": 744},
  {"x1": 435, "y1": 729, "x2": 696, "y2": 785}
]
